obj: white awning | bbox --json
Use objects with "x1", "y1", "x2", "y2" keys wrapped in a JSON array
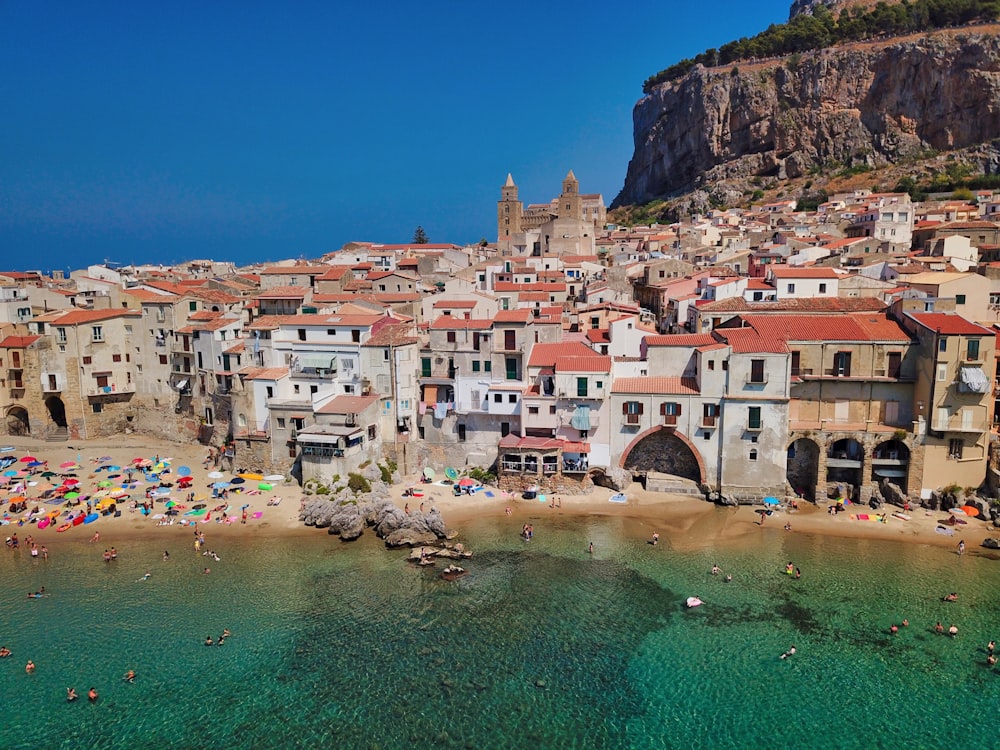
[
  {"x1": 175, "y1": 379, "x2": 189, "y2": 390},
  {"x1": 298, "y1": 355, "x2": 337, "y2": 370},
  {"x1": 958, "y1": 366, "x2": 989, "y2": 394}
]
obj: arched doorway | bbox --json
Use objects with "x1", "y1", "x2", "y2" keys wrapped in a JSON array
[
  {"x1": 45, "y1": 397, "x2": 68, "y2": 428},
  {"x1": 5, "y1": 406, "x2": 29, "y2": 436},
  {"x1": 872, "y1": 439, "x2": 910, "y2": 494},
  {"x1": 826, "y1": 438, "x2": 863, "y2": 499},
  {"x1": 620, "y1": 427, "x2": 704, "y2": 483},
  {"x1": 786, "y1": 438, "x2": 820, "y2": 502}
]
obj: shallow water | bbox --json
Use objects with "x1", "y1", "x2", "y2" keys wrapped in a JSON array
[{"x1": 1, "y1": 515, "x2": 998, "y2": 749}]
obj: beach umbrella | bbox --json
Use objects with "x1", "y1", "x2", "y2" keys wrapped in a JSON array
[
  {"x1": 763, "y1": 497, "x2": 780, "y2": 506},
  {"x1": 64, "y1": 491, "x2": 80, "y2": 500},
  {"x1": 59, "y1": 461, "x2": 77, "y2": 469},
  {"x1": 40, "y1": 471, "x2": 57, "y2": 478},
  {"x1": 423, "y1": 467, "x2": 435, "y2": 481},
  {"x1": 107, "y1": 465, "x2": 121, "y2": 472},
  {"x1": 165, "y1": 500, "x2": 176, "y2": 508},
  {"x1": 444, "y1": 467, "x2": 459, "y2": 480},
  {"x1": 458, "y1": 477, "x2": 475, "y2": 487},
  {"x1": 20, "y1": 456, "x2": 37, "y2": 463},
  {"x1": 97, "y1": 480, "x2": 112, "y2": 488},
  {"x1": 62, "y1": 478, "x2": 80, "y2": 486},
  {"x1": 212, "y1": 481, "x2": 230, "y2": 489},
  {"x1": 230, "y1": 477, "x2": 245, "y2": 485},
  {"x1": 0, "y1": 476, "x2": 8, "y2": 484},
  {"x1": 110, "y1": 489, "x2": 128, "y2": 498},
  {"x1": 27, "y1": 460, "x2": 43, "y2": 468},
  {"x1": 962, "y1": 505, "x2": 981, "y2": 517},
  {"x1": 154, "y1": 463, "x2": 167, "y2": 473},
  {"x1": 3, "y1": 470, "x2": 17, "y2": 477},
  {"x1": 177, "y1": 466, "x2": 192, "y2": 477},
  {"x1": 207, "y1": 471, "x2": 224, "y2": 479}
]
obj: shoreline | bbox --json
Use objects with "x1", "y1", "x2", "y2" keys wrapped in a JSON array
[{"x1": 2, "y1": 434, "x2": 997, "y2": 555}]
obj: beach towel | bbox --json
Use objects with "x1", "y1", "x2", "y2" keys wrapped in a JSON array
[
  {"x1": 484, "y1": 491, "x2": 495, "y2": 498},
  {"x1": 935, "y1": 526, "x2": 955, "y2": 536},
  {"x1": 252, "y1": 511, "x2": 263, "y2": 519}
]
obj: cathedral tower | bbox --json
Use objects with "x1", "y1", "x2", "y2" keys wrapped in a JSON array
[{"x1": 497, "y1": 173, "x2": 523, "y2": 242}]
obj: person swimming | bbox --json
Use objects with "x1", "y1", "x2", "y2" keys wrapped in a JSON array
[
  {"x1": 139, "y1": 572, "x2": 151, "y2": 581},
  {"x1": 0, "y1": 646, "x2": 11, "y2": 658},
  {"x1": 222, "y1": 628, "x2": 231, "y2": 638},
  {"x1": 205, "y1": 636, "x2": 214, "y2": 646},
  {"x1": 944, "y1": 592, "x2": 959, "y2": 602},
  {"x1": 87, "y1": 687, "x2": 98, "y2": 703},
  {"x1": 123, "y1": 669, "x2": 136, "y2": 683},
  {"x1": 66, "y1": 687, "x2": 78, "y2": 702},
  {"x1": 711, "y1": 564, "x2": 721, "y2": 575},
  {"x1": 780, "y1": 646, "x2": 797, "y2": 660}
]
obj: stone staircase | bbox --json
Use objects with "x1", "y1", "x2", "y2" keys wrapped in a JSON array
[{"x1": 45, "y1": 426, "x2": 68, "y2": 442}]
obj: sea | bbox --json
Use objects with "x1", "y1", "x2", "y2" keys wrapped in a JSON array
[{"x1": 1, "y1": 510, "x2": 999, "y2": 750}]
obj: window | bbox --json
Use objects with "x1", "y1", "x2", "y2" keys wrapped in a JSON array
[
  {"x1": 577, "y1": 377, "x2": 588, "y2": 397},
  {"x1": 447, "y1": 331, "x2": 456, "y2": 343},
  {"x1": 749, "y1": 359, "x2": 765, "y2": 384},
  {"x1": 112, "y1": 354, "x2": 121, "y2": 362},
  {"x1": 549, "y1": 405, "x2": 557, "y2": 415},
  {"x1": 708, "y1": 360, "x2": 715, "y2": 371},
  {"x1": 749, "y1": 449, "x2": 758, "y2": 461},
  {"x1": 703, "y1": 403, "x2": 719, "y2": 426},
  {"x1": 528, "y1": 406, "x2": 539, "y2": 415},
  {"x1": 494, "y1": 393, "x2": 502, "y2": 403},
  {"x1": 500, "y1": 422, "x2": 510, "y2": 437},
  {"x1": 748, "y1": 406, "x2": 762, "y2": 430},
  {"x1": 623, "y1": 401, "x2": 643, "y2": 424},
  {"x1": 949, "y1": 438, "x2": 964, "y2": 460},
  {"x1": 92, "y1": 402, "x2": 103, "y2": 413},
  {"x1": 310, "y1": 385, "x2": 318, "y2": 395},
  {"x1": 276, "y1": 418, "x2": 286, "y2": 429},
  {"x1": 967, "y1": 339, "x2": 980, "y2": 361},
  {"x1": 887, "y1": 352, "x2": 902, "y2": 378},
  {"x1": 595, "y1": 380, "x2": 603, "y2": 389},
  {"x1": 472, "y1": 361, "x2": 480, "y2": 372},
  {"x1": 834, "y1": 351, "x2": 852, "y2": 377},
  {"x1": 457, "y1": 424, "x2": 466, "y2": 442},
  {"x1": 956, "y1": 294, "x2": 966, "y2": 305},
  {"x1": 790, "y1": 351, "x2": 801, "y2": 377},
  {"x1": 421, "y1": 358, "x2": 431, "y2": 377},
  {"x1": 293, "y1": 384, "x2": 300, "y2": 394},
  {"x1": 484, "y1": 361, "x2": 491, "y2": 372},
  {"x1": 297, "y1": 329, "x2": 306, "y2": 341},
  {"x1": 819, "y1": 283, "x2": 827, "y2": 293},
  {"x1": 937, "y1": 364, "x2": 948, "y2": 382},
  {"x1": 505, "y1": 357, "x2": 517, "y2": 380},
  {"x1": 158, "y1": 355, "x2": 167, "y2": 365},
  {"x1": 383, "y1": 349, "x2": 390, "y2": 361},
  {"x1": 189, "y1": 301, "x2": 197, "y2": 312},
  {"x1": 56, "y1": 327, "x2": 67, "y2": 344},
  {"x1": 266, "y1": 386, "x2": 274, "y2": 398},
  {"x1": 508, "y1": 394, "x2": 517, "y2": 403},
  {"x1": 939, "y1": 338, "x2": 947, "y2": 352},
  {"x1": 91, "y1": 326, "x2": 104, "y2": 342},
  {"x1": 660, "y1": 401, "x2": 681, "y2": 425},
  {"x1": 82, "y1": 356, "x2": 92, "y2": 365},
  {"x1": 352, "y1": 330, "x2": 361, "y2": 343},
  {"x1": 787, "y1": 283, "x2": 795, "y2": 294}
]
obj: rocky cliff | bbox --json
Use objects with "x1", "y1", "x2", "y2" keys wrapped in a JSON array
[{"x1": 613, "y1": 28, "x2": 1000, "y2": 208}]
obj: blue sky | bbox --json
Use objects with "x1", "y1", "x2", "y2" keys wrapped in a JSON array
[{"x1": 1, "y1": 1, "x2": 791, "y2": 271}]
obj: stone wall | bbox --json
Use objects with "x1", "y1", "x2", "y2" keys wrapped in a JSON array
[
  {"x1": 498, "y1": 472, "x2": 595, "y2": 497},
  {"x1": 623, "y1": 430, "x2": 700, "y2": 481}
]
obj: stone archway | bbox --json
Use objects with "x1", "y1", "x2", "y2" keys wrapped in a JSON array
[
  {"x1": 872, "y1": 439, "x2": 910, "y2": 494},
  {"x1": 5, "y1": 406, "x2": 30, "y2": 436},
  {"x1": 45, "y1": 397, "x2": 68, "y2": 428},
  {"x1": 786, "y1": 438, "x2": 820, "y2": 502},
  {"x1": 826, "y1": 437, "x2": 864, "y2": 500},
  {"x1": 620, "y1": 427, "x2": 705, "y2": 484}
]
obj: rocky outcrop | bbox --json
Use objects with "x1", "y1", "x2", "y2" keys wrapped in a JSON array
[
  {"x1": 614, "y1": 30, "x2": 1000, "y2": 207},
  {"x1": 299, "y1": 495, "x2": 449, "y2": 545}
]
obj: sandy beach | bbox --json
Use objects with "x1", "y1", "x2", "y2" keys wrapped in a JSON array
[{"x1": 3, "y1": 434, "x2": 997, "y2": 555}]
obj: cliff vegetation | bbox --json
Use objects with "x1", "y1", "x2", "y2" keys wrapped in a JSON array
[{"x1": 643, "y1": 0, "x2": 1000, "y2": 93}]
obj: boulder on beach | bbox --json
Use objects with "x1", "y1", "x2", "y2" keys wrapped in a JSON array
[{"x1": 300, "y1": 495, "x2": 449, "y2": 545}]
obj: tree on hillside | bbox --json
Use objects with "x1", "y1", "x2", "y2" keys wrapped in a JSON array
[{"x1": 412, "y1": 226, "x2": 429, "y2": 244}]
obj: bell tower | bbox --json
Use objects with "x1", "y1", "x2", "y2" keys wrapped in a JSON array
[
  {"x1": 497, "y1": 173, "x2": 523, "y2": 242},
  {"x1": 559, "y1": 169, "x2": 582, "y2": 221}
]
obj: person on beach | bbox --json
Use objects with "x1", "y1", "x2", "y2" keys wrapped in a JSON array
[
  {"x1": 505, "y1": 507, "x2": 512, "y2": 516},
  {"x1": 758, "y1": 509, "x2": 767, "y2": 525},
  {"x1": 988, "y1": 654, "x2": 997, "y2": 667},
  {"x1": 26, "y1": 660, "x2": 35, "y2": 674},
  {"x1": 958, "y1": 540, "x2": 965, "y2": 555},
  {"x1": 785, "y1": 562, "x2": 794, "y2": 575},
  {"x1": 890, "y1": 624, "x2": 899, "y2": 634},
  {"x1": 203, "y1": 567, "x2": 211, "y2": 574},
  {"x1": 902, "y1": 619, "x2": 909, "y2": 627},
  {"x1": 163, "y1": 550, "x2": 169, "y2": 561},
  {"x1": 87, "y1": 687, "x2": 98, "y2": 703},
  {"x1": 652, "y1": 533, "x2": 659, "y2": 545},
  {"x1": 66, "y1": 687, "x2": 78, "y2": 702},
  {"x1": 724, "y1": 574, "x2": 733, "y2": 583},
  {"x1": 935, "y1": 621, "x2": 945, "y2": 634},
  {"x1": 588, "y1": 541, "x2": 594, "y2": 554},
  {"x1": 795, "y1": 568, "x2": 802, "y2": 579},
  {"x1": 110, "y1": 547, "x2": 117, "y2": 561},
  {"x1": 944, "y1": 592, "x2": 958, "y2": 602},
  {"x1": 784, "y1": 522, "x2": 792, "y2": 531},
  {"x1": 40, "y1": 545, "x2": 47, "y2": 560},
  {"x1": 90, "y1": 531, "x2": 100, "y2": 543},
  {"x1": 988, "y1": 640, "x2": 996, "y2": 653}
]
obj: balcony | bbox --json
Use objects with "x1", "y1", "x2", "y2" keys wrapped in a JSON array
[
  {"x1": 662, "y1": 414, "x2": 678, "y2": 427},
  {"x1": 745, "y1": 374, "x2": 768, "y2": 385},
  {"x1": 88, "y1": 384, "x2": 136, "y2": 397},
  {"x1": 932, "y1": 417, "x2": 988, "y2": 433},
  {"x1": 701, "y1": 415, "x2": 718, "y2": 429},
  {"x1": 746, "y1": 421, "x2": 763, "y2": 432},
  {"x1": 494, "y1": 342, "x2": 524, "y2": 353},
  {"x1": 563, "y1": 459, "x2": 589, "y2": 473},
  {"x1": 294, "y1": 368, "x2": 337, "y2": 379}
]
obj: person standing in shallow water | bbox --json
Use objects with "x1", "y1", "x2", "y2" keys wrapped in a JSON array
[{"x1": 958, "y1": 540, "x2": 965, "y2": 555}]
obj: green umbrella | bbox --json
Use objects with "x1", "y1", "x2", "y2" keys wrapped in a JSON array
[
  {"x1": 97, "y1": 480, "x2": 112, "y2": 488},
  {"x1": 64, "y1": 491, "x2": 80, "y2": 500}
]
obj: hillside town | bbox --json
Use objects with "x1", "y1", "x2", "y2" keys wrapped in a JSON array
[{"x1": 3, "y1": 171, "x2": 1000, "y2": 506}]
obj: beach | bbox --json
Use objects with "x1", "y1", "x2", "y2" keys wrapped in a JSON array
[{"x1": 3, "y1": 434, "x2": 998, "y2": 558}]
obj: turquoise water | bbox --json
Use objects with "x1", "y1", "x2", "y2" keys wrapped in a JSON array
[{"x1": 2, "y1": 512, "x2": 999, "y2": 749}]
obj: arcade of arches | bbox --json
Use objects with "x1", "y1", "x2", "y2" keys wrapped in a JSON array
[{"x1": 620, "y1": 428, "x2": 703, "y2": 483}]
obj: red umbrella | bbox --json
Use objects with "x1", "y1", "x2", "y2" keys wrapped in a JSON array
[
  {"x1": 457, "y1": 477, "x2": 475, "y2": 487},
  {"x1": 59, "y1": 461, "x2": 77, "y2": 469},
  {"x1": 20, "y1": 456, "x2": 37, "y2": 463},
  {"x1": 62, "y1": 478, "x2": 80, "y2": 486},
  {"x1": 961, "y1": 505, "x2": 981, "y2": 517}
]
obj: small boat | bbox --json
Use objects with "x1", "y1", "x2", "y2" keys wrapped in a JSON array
[
  {"x1": 37, "y1": 517, "x2": 50, "y2": 530},
  {"x1": 686, "y1": 597, "x2": 703, "y2": 608},
  {"x1": 72, "y1": 514, "x2": 85, "y2": 526},
  {"x1": 56, "y1": 523, "x2": 72, "y2": 532},
  {"x1": 83, "y1": 513, "x2": 99, "y2": 524}
]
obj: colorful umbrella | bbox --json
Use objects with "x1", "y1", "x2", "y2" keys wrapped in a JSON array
[
  {"x1": 444, "y1": 467, "x2": 459, "y2": 480},
  {"x1": 962, "y1": 505, "x2": 981, "y2": 517},
  {"x1": 64, "y1": 491, "x2": 80, "y2": 500},
  {"x1": 97, "y1": 480, "x2": 113, "y2": 488},
  {"x1": 423, "y1": 467, "x2": 435, "y2": 480},
  {"x1": 177, "y1": 466, "x2": 192, "y2": 477},
  {"x1": 40, "y1": 471, "x2": 58, "y2": 478},
  {"x1": 3, "y1": 470, "x2": 17, "y2": 477},
  {"x1": 59, "y1": 461, "x2": 77, "y2": 469},
  {"x1": 230, "y1": 477, "x2": 245, "y2": 485},
  {"x1": 457, "y1": 477, "x2": 475, "y2": 487},
  {"x1": 27, "y1": 460, "x2": 43, "y2": 467},
  {"x1": 212, "y1": 482, "x2": 230, "y2": 489},
  {"x1": 62, "y1": 478, "x2": 80, "y2": 486},
  {"x1": 20, "y1": 456, "x2": 37, "y2": 463}
]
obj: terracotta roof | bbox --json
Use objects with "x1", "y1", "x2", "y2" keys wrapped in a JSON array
[
  {"x1": 585, "y1": 328, "x2": 610, "y2": 344},
  {"x1": 554, "y1": 355, "x2": 611, "y2": 373},
  {"x1": 741, "y1": 313, "x2": 910, "y2": 344},
  {"x1": 126, "y1": 289, "x2": 180, "y2": 302},
  {"x1": 715, "y1": 327, "x2": 788, "y2": 354},
  {"x1": 527, "y1": 341, "x2": 597, "y2": 368},
  {"x1": 241, "y1": 367, "x2": 289, "y2": 380},
  {"x1": 908, "y1": 313, "x2": 995, "y2": 336},
  {"x1": 361, "y1": 324, "x2": 419, "y2": 347},
  {"x1": 494, "y1": 309, "x2": 533, "y2": 323},
  {"x1": 611, "y1": 376, "x2": 699, "y2": 395},
  {"x1": 432, "y1": 299, "x2": 477, "y2": 309},
  {"x1": 498, "y1": 435, "x2": 563, "y2": 451},
  {"x1": 697, "y1": 297, "x2": 886, "y2": 314},
  {"x1": 0, "y1": 334, "x2": 41, "y2": 348},
  {"x1": 769, "y1": 267, "x2": 840, "y2": 278},
  {"x1": 644, "y1": 333, "x2": 716, "y2": 347},
  {"x1": 317, "y1": 266, "x2": 352, "y2": 280},
  {"x1": 518, "y1": 292, "x2": 550, "y2": 302},
  {"x1": 258, "y1": 265, "x2": 329, "y2": 275},
  {"x1": 255, "y1": 285, "x2": 310, "y2": 299},
  {"x1": 316, "y1": 394, "x2": 381, "y2": 414},
  {"x1": 429, "y1": 317, "x2": 493, "y2": 330},
  {"x1": 49, "y1": 309, "x2": 141, "y2": 325}
]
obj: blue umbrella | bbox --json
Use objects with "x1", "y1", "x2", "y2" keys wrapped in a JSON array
[
  {"x1": 3, "y1": 470, "x2": 17, "y2": 477},
  {"x1": 107, "y1": 465, "x2": 121, "y2": 472},
  {"x1": 212, "y1": 481, "x2": 231, "y2": 489},
  {"x1": 763, "y1": 497, "x2": 780, "y2": 506},
  {"x1": 177, "y1": 466, "x2": 192, "y2": 477},
  {"x1": 28, "y1": 460, "x2": 44, "y2": 467}
]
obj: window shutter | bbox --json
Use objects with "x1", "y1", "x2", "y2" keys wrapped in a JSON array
[
  {"x1": 660, "y1": 402, "x2": 667, "y2": 415},
  {"x1": 637, "y1": 402, "x2": 644, "y2": 415},
  {"x1": 676, "y1": 403, "x2": 682, "y2": 416},
  {"x1": 622, "y1": 402, "x2": 629, "y2": 415}
]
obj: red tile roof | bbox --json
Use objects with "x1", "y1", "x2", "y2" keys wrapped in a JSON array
[
  {"x1": 716, "y1": 328, "x2": 789, "y2": 354},
  {"x1": 585, "y1": 328, "x2": 610, "y2": 344},
  {"x1": 49, "y1": 309, "x2": 141, "y2": 325},
  {"x1": 554, "y1": 355, "x2": 611, "y2": 373},
  {"x1": 611, "y1": 376, "x2": 700, "y2": 395},
  {"x1": 907, "y1": 313, "x2": 995, "y2": 336},
  {"x1": 494, "y1": 309, "x2": 533, "y2": 323},
  {"x1": 0, "y1": 335, "x2": 41, "y2": 348},
  {"x1": 740, "y1": 314, "x2": 911, "y2": 343},
  {"x1": 527, "y1": 341, "x2": 597, "y2": 368},
  {"x1": 429, "y1": 316, "x2": 493, "y2": 330},
  {"x1": 316, "y1": 394, "x2": 381, "y2": 414},
  {"x1": 432, "y1": 299, "x2": 477, "y2": 308},
  {"x1": 644, "y1": 333, "x2": 716, "y2": 347}
]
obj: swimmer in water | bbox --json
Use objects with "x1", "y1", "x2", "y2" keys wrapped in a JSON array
[
  {"x1": 139, "y1": 572, "x2": 151, "y2": 581},
  {"x1": 67, "y1": 687, "x2": 78, "y2": 702},
  {"x1": 123, "y1": 669, "x2": 136, "y2": 683},
  {"x1": 222, "y1": 628, "x2": 231, "y2": 638},
  {"x1": 26, "y1": 660, "x2": 35, "y2": 674},
  {"x1": 0, "y1": 646, "x2": 10, "y2": 658},
  {"x1": 780, "y1": 646, "x2": 796, "y2": 660},
  {"x1": 205, "y1": 636, "x2": 214, "y2": 646},
  {"x1": 88, "y1": 687, "x2": 98, "y2": 703}
]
